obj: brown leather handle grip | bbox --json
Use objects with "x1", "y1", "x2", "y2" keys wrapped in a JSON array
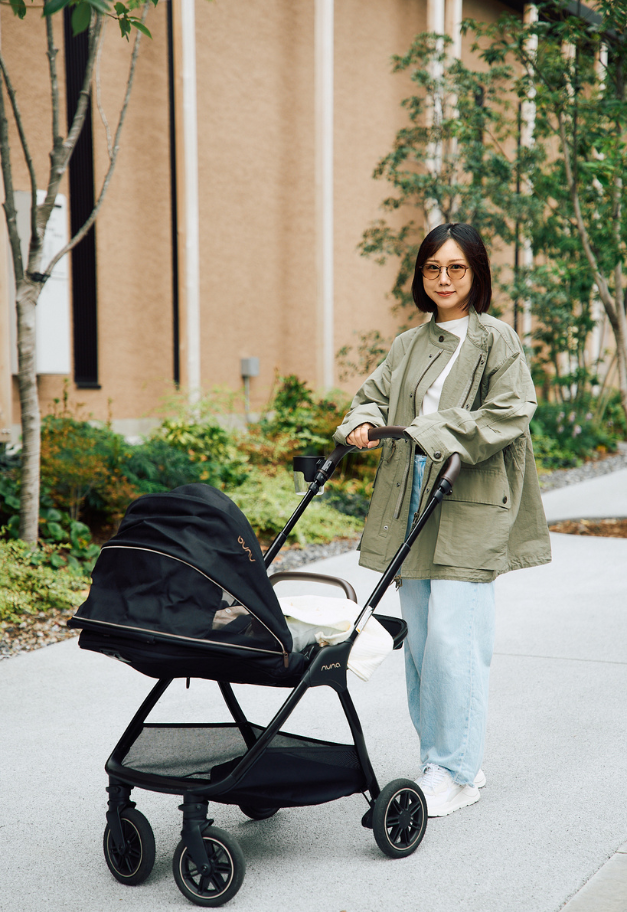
[
  {"x1": 438, "y1": 452, "x2": 462, "y2": 488},
  {"x1": 366, "y1": 426, "x2": 408, "y2": 441}
]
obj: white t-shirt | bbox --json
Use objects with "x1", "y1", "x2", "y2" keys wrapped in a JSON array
[{"x1": 419, "y1": 315, "x2": 469, "y2": 417}]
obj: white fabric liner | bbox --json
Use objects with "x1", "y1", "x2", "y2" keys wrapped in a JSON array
[{"x1": 277, "y1": 595, "x2": 394, "y2": 682}]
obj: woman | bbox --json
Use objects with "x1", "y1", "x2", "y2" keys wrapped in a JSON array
[{"x1": 334, "y1": 223, "x2": 551, "y2": 817}]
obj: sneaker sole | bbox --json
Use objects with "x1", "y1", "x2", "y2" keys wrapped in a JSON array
[
  {"x1": 417, "y1": 770, "x2": 486, "y2": 788},
  {"x1": 427, "y1": 788, "x2": 480, "y2": 817}
]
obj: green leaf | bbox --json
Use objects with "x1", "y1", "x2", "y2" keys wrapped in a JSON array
[
  {"x1": 71, "y1": 1, "x2": 92, "y2": 36},
  {"x1": 5, "y1": 495, "x2": 20, "y2": 511},
  {"x1": 9, "y1": 0, "x2": 27, "y2": 20},
  {"x1": 130, "y1": 19, "x2": 152, "y2": 38},
  {"x1": 43, "y1": 0, "x2": 72, "y2": 16},
  {"x1": 50, "y1": 552, "x2": 66, "y2": 569},
  {"x1": 88, "y1": 0, "x2": 112, "y2": 13},
  {"x1": 45, "y1": 522, "x2": 66, "y2": 541},
  {"x1": 118, "y1": 17, "x2": 131, "y2": 39}
]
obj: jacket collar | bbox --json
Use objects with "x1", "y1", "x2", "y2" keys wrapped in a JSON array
[{"x1": 427, "y1": 306, "x2": 489, "y2": 352}]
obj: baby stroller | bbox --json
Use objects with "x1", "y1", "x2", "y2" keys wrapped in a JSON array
[{"x1": 69, "y1": 427, "x2": 461, "y2": 906}]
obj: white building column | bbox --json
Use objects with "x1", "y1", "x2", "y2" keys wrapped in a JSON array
[
  {"x1": 315, "y1": 0, "x2": 334, "y2": 391},
  {"x1": 180, "y1": 0, "x2": 201, "y2": 404},
  {"x1": 426, "y1": 0, "x2": 445, "y2": 231},
  {"x1": 445, "y1": 0, "x2": 463, "y2": 61}
]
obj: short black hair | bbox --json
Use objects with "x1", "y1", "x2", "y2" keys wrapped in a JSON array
[{"x1": 411, "y1": 223, "x2": 492, "y2": 315}]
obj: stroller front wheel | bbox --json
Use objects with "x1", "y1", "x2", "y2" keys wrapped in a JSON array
[
  {"x1": 372, "y1": 778, "x2": 427, "y2": 858},
  {"x1": 172, "y1": 825, "x2": 245, "y2": 907},
  {"x1": 103, "y1": 807, "x2": 156, "y2": 885}
]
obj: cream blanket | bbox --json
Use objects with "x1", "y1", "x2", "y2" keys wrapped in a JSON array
[{"x1": 277, "y1": 595, "x2": 394, "y2": 682}]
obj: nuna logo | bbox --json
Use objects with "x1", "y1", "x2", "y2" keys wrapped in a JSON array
[{"x1": 321, "y1": 662, "x2": 341, "y2": 671}]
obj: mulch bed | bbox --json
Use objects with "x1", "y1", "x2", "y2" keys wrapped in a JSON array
[{"x1": 548, "y1": 518, "x2": 627, "y2": 538}]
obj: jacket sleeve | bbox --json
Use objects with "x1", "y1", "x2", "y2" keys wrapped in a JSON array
[
  {"x1": 405, "y1": 348, "x2": 537, "y2": 466},
  {"x1": 333, "y1": 340, "x2": 400, "y2": 444}
]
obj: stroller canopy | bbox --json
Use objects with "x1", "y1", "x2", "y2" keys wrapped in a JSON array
[{"x1": 71, "y1": 484, "x2": 293, "y2": 664}]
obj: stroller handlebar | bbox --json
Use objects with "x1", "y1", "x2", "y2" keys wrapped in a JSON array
[{"x1": 366, "y1": 425, "x2": 407, "y2": 441}]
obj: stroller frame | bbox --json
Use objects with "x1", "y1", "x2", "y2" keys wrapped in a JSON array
[{"x1": 79, "y1": 429, "x2": 461, "y2": 906}]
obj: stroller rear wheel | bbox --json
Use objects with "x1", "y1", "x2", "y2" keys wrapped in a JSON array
[
  {"x1": 172, "y1": 825, "x2": 245, "y2": 907},
  {"x1": 239, "y1": 805, "x2": 278, "y2": 820},
  {"x1": 103, "y1": 807, "x2": 156, "y2": 885},
  {"x1": 372, "y1": 778, "x2": 427, "y2": 858}
]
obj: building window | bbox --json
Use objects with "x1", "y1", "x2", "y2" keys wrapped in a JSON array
[{"x1": 63, "y1": 10, "x2": 99, "y2": 389}]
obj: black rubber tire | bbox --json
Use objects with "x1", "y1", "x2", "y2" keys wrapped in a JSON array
[
  {"x1": 372, "y1": 778, "x2": 427, "y2": 859},
  {"x1": 103, "y1": 807, "x2": 156, "y2": 886},
  {"x1": 172, "y1": 826, "x2": 245, "y2": 907},
  {"x1": 238, "y1": 805, "x2": 278, "y2": 821}
]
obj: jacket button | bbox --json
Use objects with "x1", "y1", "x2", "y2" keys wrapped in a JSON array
[
  {"x1": 396, "y1": 482, "x2": 401, "y2": 487},
  {"x1": 383, "y1": 525, "x2": 389, "y2": 531},
  {"x1": 502, "y1": 496, "x2": 508, "y2": 504},
  {"x1": 438, "y1": 335, "x2": 444, "y2": 342},
  {"x1": 434, "y1": 451, "x2": 442, "y2": 459}
]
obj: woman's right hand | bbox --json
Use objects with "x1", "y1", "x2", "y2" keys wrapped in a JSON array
[{"x1": 346, "y1": 423, "x2": 379, "y2": 449}]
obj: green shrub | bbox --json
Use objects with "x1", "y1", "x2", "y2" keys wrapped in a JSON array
[
  {"x1": 250, "y1": 375, "x2": 351, "y2": 458},
  {"x1": 0, "y1": 540, "x2": 89, "y2": 623},
  {"x1": 227, "y1": 468, "x2": 361, "y2": 545},
  {"x1": 154, "y1": 419, "x2": 249, "y2": 488},
  {"x1": 530, "y1": 400, "x2": 621, "y2": 470},
  {"x1": 120, "y1": 437, "x2": 213, "y2": 494}
]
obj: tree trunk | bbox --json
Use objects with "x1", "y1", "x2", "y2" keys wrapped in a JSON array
[{"x1": 16, "y1": 280, "x2": 41, "y2": 542}]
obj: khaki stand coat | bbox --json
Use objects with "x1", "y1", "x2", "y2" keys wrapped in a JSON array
[{"x1": 334, "y1": 308, "x2": 552, "y2": 583}]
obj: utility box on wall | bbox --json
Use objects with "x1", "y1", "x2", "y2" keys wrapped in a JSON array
[{"x1": 9, "y1": 189, "x2": 71, "y2": 376}]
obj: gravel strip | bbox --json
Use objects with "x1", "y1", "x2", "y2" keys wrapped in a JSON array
[
  {"x1": 0, "y1": 607, "x2": 78, "y2": 661},
  {"x1": 538, "y1": 441, "x2": 627, "y2": 492},
  {"x1": 2, "y1": 444, "x2": 625, "y2": 662},
  {"x1": 268, "y1": 537, "x2": 359, "y2": 572}
]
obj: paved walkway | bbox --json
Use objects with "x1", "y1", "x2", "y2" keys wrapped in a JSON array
[{"x1": 1, "y1": 471, "x2": 626, "y2": 912}]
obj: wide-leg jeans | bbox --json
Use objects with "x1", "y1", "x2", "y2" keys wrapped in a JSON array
[{"x1": 399, "y1": 456, "x2": 496, "y2": 787}]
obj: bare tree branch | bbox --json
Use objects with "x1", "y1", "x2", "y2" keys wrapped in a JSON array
[
  {"x1": 95, "y1": 18, "x2": 113, "y2": 158},
  {"x1": 39, "y1": 11, "x2": 104, "y2": 230},
  {"x1": 43, "y1": 3, "x2": 149, "y2": 277},
  {"x1": 0, "y1": 51, "x2": 38, "y2": 256},
  {"x1": 556, "y1": 110, "x2": 615, "y2": 317},
  {"x1": 0, "y1": 73, "x2": 24, "y2": 283}
]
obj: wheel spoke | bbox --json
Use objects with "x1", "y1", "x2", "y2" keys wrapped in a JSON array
[
  {"x1": 386, "y1": 812, "x2": 400, "y2": 827},
  {"x1": 389, "y1": 824, "x2": 402, "y2": 844},
  {"x1": 197, "y1": 874, "x2": 210, "y2": 893},
  {"x1": 399, "y1": 791, "x2": 410, "y2": 810}
]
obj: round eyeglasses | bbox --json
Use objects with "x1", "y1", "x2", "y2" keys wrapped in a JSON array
[{"x1": 421, "y1": 263, "x2": 469, "y2": 280}]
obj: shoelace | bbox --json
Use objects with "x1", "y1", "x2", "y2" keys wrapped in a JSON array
[{"x1": 420, "y1": 763, "x2": 448, "y2": 790}]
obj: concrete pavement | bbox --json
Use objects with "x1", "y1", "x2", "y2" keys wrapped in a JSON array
[
  {"x1": 1, "y1": 470, "x2": 626, "y2": 912},
  {"x1": 542, "y1": 468, "x2": 627, "y2": 523}
]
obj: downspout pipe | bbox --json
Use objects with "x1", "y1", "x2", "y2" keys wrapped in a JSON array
[
  {"x1": 181, "y1": 0, "x2": 201, "y2": 404},
  {"x1": 315, "y1": 0, "x2": 334, "y2": 391}
]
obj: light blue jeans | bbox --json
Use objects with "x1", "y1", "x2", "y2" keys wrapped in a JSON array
[{"x1": 399, "y1": 456, "x2": 496, "y2": 786}]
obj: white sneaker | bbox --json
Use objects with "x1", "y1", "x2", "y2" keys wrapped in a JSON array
[
  {"x1": 417, "y1": 763, "x2": 480, "y2": 817},
  {"x1": 474, "y1": 769, "x2": 486, "y2": 789}
]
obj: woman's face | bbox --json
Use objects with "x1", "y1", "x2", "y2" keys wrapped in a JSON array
[{"x1": 422, "y1": 238, "x2": 473, "y2": 322}]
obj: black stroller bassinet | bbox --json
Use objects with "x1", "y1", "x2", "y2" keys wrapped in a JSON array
[{"x1": 69, "y1": 428, "x2": 461, "y2": 906}]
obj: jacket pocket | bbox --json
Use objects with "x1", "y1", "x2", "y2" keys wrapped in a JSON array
[{"x1": 433, "y1": 468, "x2": 511, "y2": 571}]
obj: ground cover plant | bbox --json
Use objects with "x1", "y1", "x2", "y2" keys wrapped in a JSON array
[{"x1": 0, "y1": 539, "x2": 89, "y2": 625}]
